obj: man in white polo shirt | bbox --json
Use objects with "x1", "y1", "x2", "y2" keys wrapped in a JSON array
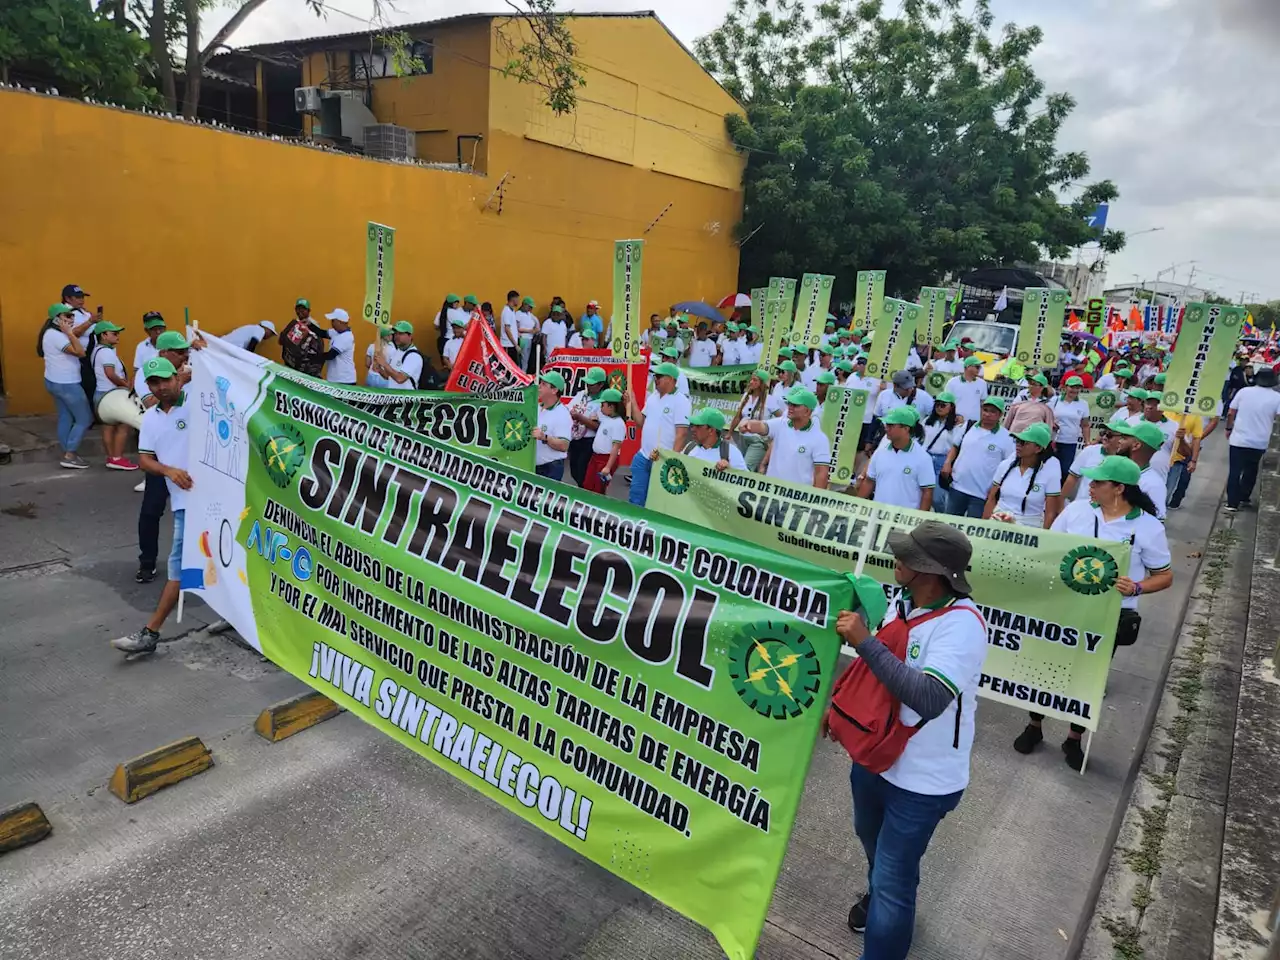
[
  {"x1": 859, "y1": 406, "x2": 935, "y2": 509},
  {"x1": 683, "y1": 407, "x2": 747, "y2": 470},
  {"x1": 133, "y1": 312, "x2": 168, "y2": 404},
  {"x1": 321, "y1": 309, "x2": 356, "y2": 384},
  {"x1": 739, "y1": 385, "x2": 831, "y2": 488},
  {"x1": 222, "y1": 320, "x2": 278, "y2": 353},
  {"x1": 629, "y1": 362, "x2": 691, "y2": 506},
  {"x1": 532, "y1": 371, "x2": 573, "y2": 481},
  {"x1": 945, "y1": 357, "x2": 988, "y2": 425},
  {"x1": 111, "y1": 358, "x2": 194, "y2": 656},
  {"x1": 1225, "y1": 366, "x2": 1280, "y2": 510}
]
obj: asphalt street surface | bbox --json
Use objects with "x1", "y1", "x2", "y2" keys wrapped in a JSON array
[{"x1": 0, "y1": 439, "x2": 1228, "y2": 960}]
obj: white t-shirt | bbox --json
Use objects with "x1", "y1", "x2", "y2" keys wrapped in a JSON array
[
  {"x1": 1138, "y1": 467, "x2": 1168, "y2": 520},
  {"x1": 740, "y1": 341, "x2": 764, "y2": 366},
  {"x1": 536, "y1": 403, "x2": 573, "y2": 465},
  {"x1": 1111, "y1": 408, "x2": 1142, "y2": 425},
  {"x1": 592, "y1": 415, "x2": 627, "y2": 456},
  {"x1": 542, "y1": 319, "x2": 569, "y2": 355},
  {"x1": 946, "y1": 375, "x2": 989, "y2": 424},
  {"x1": 1069, "y1": 444, "x2": 1105, "y2": 502},
  {"x1": 1228, "y1": 386, "x2": 1280, "y2": 449},
  {"x1": 931, "y1": 357, "x2": 963, "y2": 375},
  {"x1": 688, "y1": 338, "x2": 717, "y2": 368},
  {"x1": 686, "y1": 441, "x2": 748, "y2": 471},
  {"x1": 990, "y1": 455, "x2": 1063, "y2": 528},
  {"x1": 1050, "y1": 397, "x2": 1089, "y2": 445},
  {"x1": 499, "y1": 306, "x2": 520, "y2": 347},
  {"x1": 42, "y1": 328, "x2": 82, "y2": 384},
  {"x1": 1137, "y1": 416, "x2": 1179, "y2": 479},
  {"x1": 71, "y1": 308, "x2": 94, "y2": 348},
  {"x1": 638, "y1": 390, "x2": 691, "y2": 457},
  {"x1": 325, "y1": 329, "x2": 357, "y2": 384},
  {"x1": 950, "y1": 424, "x2": 1016, "y2": 499},
  {"x1": 138, "y1": 396, "x2": 193, "y2": 510},
  {"x1": 393, "y1": 348, "x2": 424, "y2": 390},
  {"x1": 442, "y1": 339, "x2": 463, "y2": 368},
  {"x1": 517, "y1": 310, "x2": 540, "y2": 339},
  {"x1": 134, "y1": 340, "x2": 159, "y2": 397},
  {"x1": 1051, "y1": 500, "x2": 1172, "y2": 610},
  {"x1": 1095, "y1": 373, "x2": 1117, "y2": 391},
  {"x1": 867, "y1": 441, "x2": 936, "y2": 509},
  {"x1": 904, "y1": 349, "x2": 924, "y2": 372},
  {"x1": 223, "y1": 324, "x2": 270, "y2": 352},
  {"x1": 445, "y1": 306, "x2": 471, "y2": 338},
  {"x1": 764, "y1": 417, "x2": 831, "y2": 486},
  {"x1": 881, "y1": 599, "x2": 989, "y2": 795},
  {"x1": 849, "y1": 374, "x2": 881, "y2": 423},
  {"x1": 921, "y1": 418, "x2": 960, "y2": 460},
  {"x1": 92, "y1": 344, "x2": 124, "y2": 394},
  {"x1": 568, "y1": 391, "x2": 602, "y2": 440},
  {"x1": 720, "y1": 338, "x2": 742, "y2": 367},
  {"x1": 874, "y1": 388, "x2": 933, "y2": 420}
]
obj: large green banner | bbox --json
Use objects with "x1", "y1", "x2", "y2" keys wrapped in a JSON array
[
  {"x1": 612, "y1": 239, "x2": 645, "y2": 363},
  {"x1": 683, "y1": 364, "x2": 758, "y2": 417},
  {"x1": 820, "y1": 386, "x2": 868, "y2": 488},
  {"x1": 864, "y1": 297, "x2": 920, "y2": 380},
  {"x1": 647, "y1": 452, "x2": 1131, "y2": 730},
  {"x1": 854, "y1": 270, "x2": 886, "y2": 330},
  {"x1": 750, "y1": 287, "x2": 767, "y2": 333},
  {"x1": 763, "y1": 277, "x2": 797, "y2": 363},
  {"x1": 1016, "y1": 288, "x2": 1069, "y2": 369},
  {"x1": 792, "y1": 274, "x2": 835, "y2": 352},
  {"x1": 917, "y1": 286, "x2": 951, "y2": 347},
  {"x1": 362, "y1": 221, "x2": 396, "y2": 326},
  {"x1": 188, "y1": 340, "x2": 852, "y2": 960},
  {"x1": 1161, "y1": 302, "x2": 1247, "y2": 415}
]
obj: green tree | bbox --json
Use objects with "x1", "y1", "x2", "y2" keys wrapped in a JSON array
[
  {"x1": 696, "y1": 0, "x2": 1126, "y2": 297},
  {"x1": 0, "y1": 0, "x2": 155, "y2": 107},
  {"x1": 1246, "y1": 301, "x2": 1280, "y2": 329}
]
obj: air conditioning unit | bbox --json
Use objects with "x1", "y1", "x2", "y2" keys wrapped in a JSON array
[
  {"x1": 294, "y1": 86, "x2": 323, "y2": 114},
  {"x1": 363, "y1": 123, "x2": 416, "y2": 160}
]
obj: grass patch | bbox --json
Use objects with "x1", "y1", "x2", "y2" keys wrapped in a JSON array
[
  {"x1": 1131, "y1": 887, "x2": 1154, "y2": 912},
  {"x1": 1123, "y1": 805, "x2": 1170, "y2": 878},
  {"x1": 1102, "y1": 916, "x2": 1145, "y2": 960}
]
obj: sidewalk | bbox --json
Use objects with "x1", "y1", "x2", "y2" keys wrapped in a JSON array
[{"x1": 0, "y1": 415, "x2": 108, "y2": 464}]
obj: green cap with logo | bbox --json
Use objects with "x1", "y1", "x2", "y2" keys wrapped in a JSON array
[
  {"x1": 584, "y1": 366, "x2": 608, "y2": 385},
  {"x1": 295, "y1": 298, "x2": 310, "y2": 309},
  {"x1": 1081, "y1": 454, "x2": 1141, "y2": 485},
  {"x1": 48, "y1": 303, "x2": 74, "y2": 319},
  {"x1": 1125, "y1": 388, "x2": 1148, "y2": 402},
  {"x1": 881, "y1": 405, "x2": 919, "y2": 427},
  {"x1": 539, "y1": 371, "x2": 566, "y2": 394},
  {"x1": 392, "y1": 321, "x2": 414, "y2": 334},
  {"x1": 1028, "y1": 373, "x2": 1049, "y2": 387},
  {"x1": 143, "y1": 356, "x2": 178, "y2": 380},
  {"x1": 1014, "y1": 423, "x2": 1052, "y2": 448},
  {"x1": 935, "y1": 391, "x2": 957, "y2": 404},
  {"x1": 654, "y1": 361, "x2": 681, "y2": 379},
  {"x1": 598, "y1": 388, "x2": 623, "y2": 404},
  {"x1": 689, "y1": 408, "x2": 726, "y2": 430},
  {"x1": 778, "y1": 360, "x2": 798, "y2": 373},
  {"x1": 981, "y1": 396, "x2": 1007, "y2": 413},
  {"x1": 815, "y1": 370, "x2": 836, "y2": 385},
  {"x1": 1113, "y1": 420, "x2": 1165, "y2": 450},
  {"x1": 464, "y1": 294, "x2": 479, "y2": 306},
  {"x1": 1062, "y1": 375, "x2": 1084, "y2": 387},
  {"x1": 963, "y1": 356, "x2": 984, "y2": 367},
  {"x1": 784, "y1": 385, "x2": 818, "y2": 409},
  {"x1": 93, "y1": 320, "x2": 125, "y2": 334},
  {"x1": 521, "y1": 295, "x2": 535, "y2": 307},
  {"x1": 835, "y1": 359, "x2": 854, "y2": 373},
  {"x1": 155, "y1": 331, "x2": 191, "y2": 351}
]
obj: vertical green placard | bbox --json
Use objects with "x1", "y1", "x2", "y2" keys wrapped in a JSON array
[
  {"x1": 769, "y1": 277, "x2": 798, "y2": 343},
  {"x1": 362, "y1": 221, "x2": 396, "y2": 326},
  {"x1": 750, "y1": 287, "x2": 768, "y2": 347},
  {"x1": 761, "y1": 296, "x2": 785, "y2": 368},
  {"x1": 854, "y1": 270, "x2": 886, "y2": 330},
  {"x1": 820, "y1": 386, "x2": 868, "y2": 487},
  {"x1": 612, "y1": 239, "x2": 645, "y2": 363},
  {"x1": 864, "y1": 298, "x2": 920, "y2": 380},
  {"x1": 1160, "y1": 302, "x2": 1247, "y2": 414},
  {"x1": 1083, "y1": 389, "x2": 1123, "y2": 435},
  {"x1": 917, "y1": 287, "x2": 951, "y2": 346},
  {"x1": 1016, "y1": 288, "x2": 1068, "y2": 369},
  {"x1": 792, "y1": 274, "x2": 835, "y2": 352}
]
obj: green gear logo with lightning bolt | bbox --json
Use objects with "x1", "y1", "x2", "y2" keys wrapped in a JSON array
[
  {"x1": 659, "y1": 459, "x2": 690, "y2": 495},
  {"x1": 498, "y1": 410, "x2": 532, "y2": 451},
  {"x1": 258, "y1": 423, "x2": 306, "y2": 489},
  {"x1": 925, "y1": 371, "x2": 948, "y2": 393},
  {"x1": 728, "y1": 621, "x2": 822, "y2": 719},
  {"x1": 1059, "y1": 545, "x2": 1120, "y2": 596}
]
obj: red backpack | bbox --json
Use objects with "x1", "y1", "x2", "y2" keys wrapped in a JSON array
[{"x1": 825, "y1": 603, "x2": 985, "y2": 774}]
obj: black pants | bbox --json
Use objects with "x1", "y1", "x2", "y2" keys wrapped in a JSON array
[
  {"x1": 138, "y1": 472, "x2": 169, "y2": 570},
  {"x1": 568, "y1": 437, "x2": 595, "y2": 488},
  {"x1": 1032, "y1": 610, "x2": 1139, "y2": 733},
  {"x1": 1227, "y1": 445, "x2": 1265, "y2": 507},
  {"x1": 79, "y1": 355, "x2": 98, "y2": 410}
]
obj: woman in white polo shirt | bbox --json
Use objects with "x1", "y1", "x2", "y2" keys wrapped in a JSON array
[
  {"x1": 1048, "y1": 374, "x2": 1090, "y2": 476},
  {"x1": 1015, "y1": 455, "x2": 1171, "y2": 770},
  {"x1": 38, "y1": 303, "x2": 92, "y2": 469},
  {"x1": 729, "y1": 369, "x2": 774, "y2": 472},
  {"x1": 939, "y1": 398, "x2": 1014, "y2": 518},
  {"x1": 982, "y1": 423, "x2": 1062, "y2": 528},
  {"x1": 859, "y1": 406, "x2": 935, "y2": 510},
  {"x1": 739, "y1": 385, "x2": 831, "y2": 489}
]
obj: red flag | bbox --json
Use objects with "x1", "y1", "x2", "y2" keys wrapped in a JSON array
[
  {"x1": 444, "y1": 318, "x2": 533, "y2": 393},
  {"x1": 543, "y1": 347, "x2": 651, "y2": 466}
]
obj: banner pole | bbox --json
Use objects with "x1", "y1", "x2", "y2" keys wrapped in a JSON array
[
  {"x1": 840, "y1": 515, "x2": 881, "y2": 658},
  {"x1": 1081, "y1": 730, "x2": 1093, "y2": 776}
]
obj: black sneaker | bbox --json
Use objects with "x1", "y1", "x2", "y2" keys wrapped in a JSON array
[
  {"x1": 1013, "y1": 724, "x2": 1043, "y2": 754},
  {"x1": 847, "y1": 892, "x2": 871, "y2": 933},
  {"x1": 135, "y1": 566, "x2": 156, "y2": 584},
  {"x1": 1063, "y1": 737, "x2": 1085, "y2": 771}
]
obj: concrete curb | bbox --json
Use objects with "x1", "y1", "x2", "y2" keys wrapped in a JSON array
[
  {"x1": 108, "y1": 736, "x2": 214, "y2": 804},
  {"x1": 254, "y1": 691, "x2": 341, "y2": 742},
  {"x1": 0, "y1": 801, "x2": 52, "y2": 854}
]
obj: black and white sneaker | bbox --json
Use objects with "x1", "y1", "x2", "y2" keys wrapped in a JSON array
[
  {"x1": 847, "y1": 892, "x2": 871, "y2": 933},
  {"x1": 110, "y1": 627, "x2": 160, "y2": 654},
  {"x1": 135, "y1": 566, "x2": 156, "y2": 584}
]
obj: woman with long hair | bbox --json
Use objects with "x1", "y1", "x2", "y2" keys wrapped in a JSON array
[
  {"x1": 730, "y1": 368, "x2": 773, "y2": 471},
  {"x1": 37, "y1": 304, "x2": 92, "y2": 469},
  {"x1": 1015, "y1": 455, "x2": 1171, "y2": 770},
  {"x1": 1049, "y1": 374, "x2": 1091, "y2": 475},
  {"x1": 983, "y1": 423, "x2": 1063, "y2": 528},
  {"x1": 922, "y1": 392, "x2": 962, "y2": 511}
]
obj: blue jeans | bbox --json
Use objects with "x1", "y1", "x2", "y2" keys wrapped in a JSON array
[
  {"x1": 629, "y1": 451, "x2": 654, "y2": 506},
  {"x1": 45, "y1": 378, "x2": 93, "y2": 454},
  {"x1": 1055, "y1": 442, "x2": 1077, "y2": 478},
  {"x1": 536, "y1": 460, "x2": 565, "y2": 481},
  {"x1": 850, "y1": 763, "x2": 963, "y2": 960},
  {"x1": 928, "y1": 454, "x2": 949, "y2": 513},
  {"x1": 1166, "y1": 460, "x2": 1191, "y2": 508},
  {"x1": 168, "y1": 509, "x2": 186, "y2": 582},
  {"x1": 942, "y1": 490, "x2": 986, "y2": 518}
]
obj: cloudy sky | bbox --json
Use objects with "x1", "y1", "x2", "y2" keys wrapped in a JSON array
[{"x1": 225, "y1": 0, "x2": 1279, "y2": 302}]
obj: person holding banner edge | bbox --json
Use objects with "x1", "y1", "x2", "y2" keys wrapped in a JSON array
[{"x1": 738, "y1": 386, "x2": 831, "y2": 489}]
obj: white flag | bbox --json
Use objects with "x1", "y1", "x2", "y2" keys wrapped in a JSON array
[{"x1": 993, "y1": 286, "x2": 1009, "y2": 312}]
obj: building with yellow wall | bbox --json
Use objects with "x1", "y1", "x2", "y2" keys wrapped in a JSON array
[{"x1": 0, "y1": 13, "x2": 744, "y2": 414}]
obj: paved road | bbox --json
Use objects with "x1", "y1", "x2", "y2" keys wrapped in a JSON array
[{"x1": 0, "y1": 440, "x2": 1228, "y2": 960}]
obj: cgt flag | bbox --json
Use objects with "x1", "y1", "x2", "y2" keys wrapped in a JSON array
[{"x1": 445, "y1": 318, "x2": 534, "y2": 394}]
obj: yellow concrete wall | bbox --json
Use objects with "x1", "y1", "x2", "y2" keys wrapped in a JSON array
[{"x1": 0, "y1": 88, "x2": 742, "y2": 414}]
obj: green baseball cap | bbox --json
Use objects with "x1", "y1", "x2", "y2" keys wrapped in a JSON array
[
  {"x1": 143, "y1": 356, "x2": 177, "y2": 380},
  {"x1": 689, "y1": 408, "x2": 726, "y2": 430},
  {"x1": 726, "y1": 321, "x2": 739, "y2": 333},
  {"x1": 778, "y1": 360, "x2": 798, "y2": 373},
  {"x1": 753, "y1": 367, "x2": 772, "y2": 381},
  {"x1": 48, "y1": 303, "x2": 74, "y2": 319},
  {"x1": 777, "y1": 345, "x2": 795, "y2": 356},
  {"x1": 784, "y1": 386, "x2": 818, "y2": 409},
  {"x1": 835, "y1": 359, "x2": 854, "y2": 373},
  {"x1": 449, "y1": 314, "x2": 467, "y2": 327},
  {"x1": 1154, "y1": 373, "x2": 1167, "y2": 385},
  {"x1": 551, "y1": 304, "x2": 564, "y2": 314},
  {"x1": 142, "y1": 312, "x2": 166, "y2": 329},
  {"x1": 1013, "y1": 423, "x2": 1052, "y2": 447},
  {"x1": 1125, "y1": 388, "x2": 1149, "y2": 401},
  {"x1": 942, "y1": 339, "x2": 960, "y2": 350},
  {"x1": 935, "y1": 391, "x2": 957, "y2": 404},
  {"x1": 464, "y1": 294, "x2": 479, "y2": 306},
  {"x1": 662, "y1": 346, "x2": 681, "y2": 359},
  {"x1": 1114, "y1": 364, "x2": 1134, "y2": 375},
  {"x1": 818, "y1": 343, "x2": 833, "y2": 356},
  {"x1": 963, "y1": 356, "x2": 984, "y2": 367},
  {"x1": 1062, "y1": 375, "x2": 1084, "y2": 387},
  {"x1": 654, "y1": 362, "x2": 681, "y2": 379},
  {"x1": 584, "y1": 366, "x2": 608, "y2": 385},
  {"x1": 815, "y1": 370, "x2": 836, "y2": 385},
  {"x1": 881, "y1": 405, "x2": 919, "y2": 427},
  {"x1": 1081, "y1": 454, "x2": 1141, "y2": 485},
  {"x1": 598, "y1": 388, "x2": 623, "y2": 404},
  {"x1": 853, "y1": 353, "x2": 868, "y2": 364},
  {"x1": 747, "y1": 325, "x2": 759, "y2": 334},
  {"x1": 981, "y1": 396, "x2": 1007, "y2": 413},
  {"x1": 519, "y1": 296, "x2": 534, "y2": 307},
  {"x1": 664, "y1": 319, "x2": 679, "y2": 328},
  {"x1": 445, "y1": 293, "x2": 461, "y2": 304},
  {"x1": 1113, "y1": 420, "x2": 1165, "y2": 450},
  {"x1": 93, "y1": 320, "x2": 125, "y2": 334},
  {"x1": 824, "y1": 319, "x2": 836, "y2": 329},
  {"x1": 852, "y1": 328, "x2": 866, "y2": 337},
  {"x1": 392, "y1": 321, "x2": 414, "y2": 334},
  {"x1": 539, "y1": 371, "x2": 566, "y2": 393},
  {"x1": 1028, "y1": 373, "x2": 1049, "y2": 387},
  {"x1": 295, "y1": 298, "x2": 310, "y2": 309},
  {"x1": 581, "y1": 328, "x2": 598, "y2": 340},
  {"x1": 155, "y1": 331, "x2": 191, "y2": 351},
  {"x1": 838, "y1": 327, "x2": 853, "y2": 338}
]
